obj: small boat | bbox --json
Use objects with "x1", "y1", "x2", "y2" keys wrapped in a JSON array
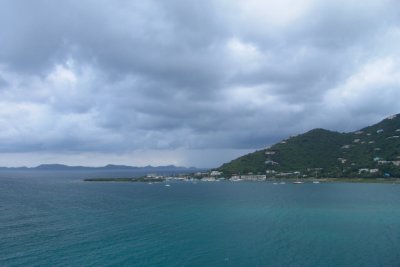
[
  {"x1": 280, "y1": 182, "x2": 286, "y2": 184},
  {"x1": 292, "y1": 181, "x2": 304, "y2": 184},
  {"x1": 165, "y1": 184, "x2": 171, "y2": 187},
  {"x1": 273, "y1": 182, "x2": 278, "y2": 185},
  {"x1": 313, "y1": 181, "x2": 320, "y2": 184}
]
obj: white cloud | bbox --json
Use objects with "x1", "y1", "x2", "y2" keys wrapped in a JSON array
[
  {"x1": 226, "y1": 38, "x2": 264, "y2": 73},
  {"x1": 229, "y1": 0, "x2": 314, "y2": 29},
  {"x1": 326, "y1": 58, "x2": 400, "y2": 109},
  {"x1": 47, "y1": 62, "x2": 77, "y2": 85}
]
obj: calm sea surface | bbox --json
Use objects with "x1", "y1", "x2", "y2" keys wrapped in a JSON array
[{"x1": 1, "y1": 173, "x2": 400, "y2": 266}]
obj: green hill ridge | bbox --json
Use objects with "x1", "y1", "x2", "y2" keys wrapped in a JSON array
[{"x1": 218, "y1": 114, "x2": 400, "y2": 178}]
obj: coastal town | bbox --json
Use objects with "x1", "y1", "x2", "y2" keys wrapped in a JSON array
[{"x1": 144, "y1": 171, "x2": 268, "y2": 182}]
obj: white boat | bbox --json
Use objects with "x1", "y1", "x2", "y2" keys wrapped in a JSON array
[
  {"x1": 165, "y1": 184, "x2": 171, "y2": 187},
  {"x1": 273, "y1": 182, "x2": 278, "y2": 185},
  {"x1": 293, "y1": 181, "x2": 304, "y2": 184},
  {"x1": 280, "y1": 182, "x2": 286, "y2": 184},
  {"x1": 313, "y1": 181, "x2": 320, "y2": 184}
]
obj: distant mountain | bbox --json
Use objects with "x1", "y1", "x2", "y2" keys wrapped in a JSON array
[
  {"x1": 0, "y1": 164, "x2": 202, "y2": 173},
  {"x1": 218, "y1": 114, "x2": 400, "y2": 178}
]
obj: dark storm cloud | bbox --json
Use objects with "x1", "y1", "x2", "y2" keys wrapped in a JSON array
[{"x1": 1, "y1": 0, "x2": 400, "y2": 167}]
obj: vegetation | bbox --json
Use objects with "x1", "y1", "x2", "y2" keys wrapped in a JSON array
[
  {"x1": 218, "y1": 149, "x2": 266, "y2": 176},
  {"x1": 218, "y1": 114, "x2": 400, "y2": 178}
]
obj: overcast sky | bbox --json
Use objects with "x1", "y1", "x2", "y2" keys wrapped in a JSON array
[{"x1": 1, "y1": 0, "x2": 400, "y2": 167}]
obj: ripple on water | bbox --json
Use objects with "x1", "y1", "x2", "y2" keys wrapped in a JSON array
[{"x1": 1, "y1": 180, "x2": 400, "y2": 266}]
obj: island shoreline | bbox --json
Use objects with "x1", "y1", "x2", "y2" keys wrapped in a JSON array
[{"x1": 84, "y1": 177, "x2": 400, "y2": 184}]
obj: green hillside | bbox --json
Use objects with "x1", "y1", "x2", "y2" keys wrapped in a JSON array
[{"x1": 218, "y1": 114, "x2": 400, "y2": 178}]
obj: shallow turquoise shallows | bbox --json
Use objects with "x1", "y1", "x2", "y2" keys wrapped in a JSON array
[{"x1": 1, "y1": 175, "x2": 400, "y2": 266}]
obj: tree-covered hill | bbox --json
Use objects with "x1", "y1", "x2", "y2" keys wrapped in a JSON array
[{"x1": 218, "y1": 114, "x2": 400, "y2": 178}]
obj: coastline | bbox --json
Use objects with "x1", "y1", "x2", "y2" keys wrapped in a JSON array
[{"x1": 84, "y1": 177, "x2": 400, "y2": 184}]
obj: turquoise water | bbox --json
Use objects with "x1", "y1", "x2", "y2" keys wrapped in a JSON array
[{"x1": 1, "y1": 176, "x2": 400, "y2": 266}]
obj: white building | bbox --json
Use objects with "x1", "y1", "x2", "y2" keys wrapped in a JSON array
[
  {"x1": 210, "y1": 171, "x2": 222, "y2": 176},
  {"x1": 240, "y1": 175, "x2": 266, "y2": 181},
  {"x1": 201, "y1": 177, "x2": 216, "y2": 182}
]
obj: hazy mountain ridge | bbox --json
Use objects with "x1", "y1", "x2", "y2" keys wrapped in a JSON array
[
  {"x1": 0, "y1": 164, "x2": 201, "y2": 172},
  {"x1": 218, "y1": 114, "x2": 400, "y2": 178}
]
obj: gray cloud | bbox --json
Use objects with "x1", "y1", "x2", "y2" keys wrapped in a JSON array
[
  {"x1": 0, "y1": 75, "x2": 8, "y2": 89},
  {"x1": 1, "y1": 0, "x2": 400, "y2": 167}
]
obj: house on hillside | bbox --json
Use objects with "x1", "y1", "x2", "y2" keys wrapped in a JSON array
[{"x1": 358, "y1": 168, "x2": 379, "y2": 174}]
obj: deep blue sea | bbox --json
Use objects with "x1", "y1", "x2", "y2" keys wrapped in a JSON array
[{"x1": 1, "y1": 172, "x2": 400, "y2": 266}]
